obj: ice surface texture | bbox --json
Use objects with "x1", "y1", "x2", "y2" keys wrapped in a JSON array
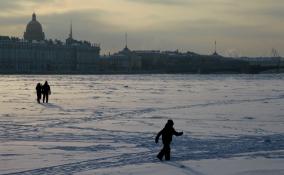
[{"x1": 0, "y1": 74, "x2": 283, "y2": 175}]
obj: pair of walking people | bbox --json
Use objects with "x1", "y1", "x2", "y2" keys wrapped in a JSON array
[{"x1": 36, "y1": 81, "x2": 51, "y2": 103}]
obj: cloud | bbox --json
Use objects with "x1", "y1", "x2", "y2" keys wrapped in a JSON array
[
  {"x1": 0, "y1": 0, "x2": 56, "y2": 11},
  {"x1": 126, "y1": 0, "x2": 189, "y2": 5},
  {"x1": 0, "y1": 0, "x2": 283, "y2": 56},
  {"x1": 0, "y1": 1, "x2": 21, "y2": 10}
]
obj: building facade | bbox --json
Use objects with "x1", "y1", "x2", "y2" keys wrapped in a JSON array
[
  {"x1": 0, "y1": 13, "x2": 100, "y2": 73},
  {"x1": 1, "y1": 13, "x2": 281, "y2": 74}
]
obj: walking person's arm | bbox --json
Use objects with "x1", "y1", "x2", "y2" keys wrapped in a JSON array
[
  {"x1": 155, "y1": 129, "x2": 163, "y2": 143},
  {"x1": 173, "y1": 128, "x2": 183, "y2": 136}
]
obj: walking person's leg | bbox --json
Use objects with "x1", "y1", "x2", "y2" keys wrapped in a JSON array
[
  {"x1": 164, "y1": 144, "x2": 171, "y2": 160},
  {"x1": 157, "y1": 144, "x2": 166, "y2": 160},
  {"x1": 43, "y1": 94, "x2": 46, "y2": 103},
  {"x1": 37, "y1": 93, "x2": 40, "y2": 103}
]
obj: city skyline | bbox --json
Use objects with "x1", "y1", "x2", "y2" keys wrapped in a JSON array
[{"x1": 0, "y1": 0, "x2": 283, "y2": 56}]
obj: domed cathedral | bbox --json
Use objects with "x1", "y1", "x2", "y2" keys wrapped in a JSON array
[{"x1": 24, "y1": 13, "x2": 45, "y2": 41}]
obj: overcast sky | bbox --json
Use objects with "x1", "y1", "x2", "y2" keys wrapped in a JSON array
[{"x1": 0, "y1": 0, "x2": 283, "y2": 56}]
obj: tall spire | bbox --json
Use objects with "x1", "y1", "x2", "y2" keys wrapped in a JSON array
[
  {"x1": 69, "y1": 21, "x2": 73, "y2": 39},
  {"x1": 212, "y1": 40, "x2": 219, "y2": 56},
  {"x1": 125, "y1": 32, "x2": 128, "y2": 48},
  {"x1": 214, "y1": 40, "x2": 217, "y2": 53},
  {"x1": 211, "y1": 40, "x2": 220, "y2": 56}
]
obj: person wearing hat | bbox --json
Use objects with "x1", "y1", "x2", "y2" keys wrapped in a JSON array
[{"x1": 155, "y1": 119, "x2": 183, "y2": 160}]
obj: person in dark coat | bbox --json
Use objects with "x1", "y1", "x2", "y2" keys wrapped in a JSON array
[
  {"x1": 36, "y1": 83, "x2": 42, "y2": 103},
  {"x1": 42, "y1": 81, "x2": 51, "y2": 103},
  {"x1": 155, "y1": 119, "x2": 183, "y2": 161}
]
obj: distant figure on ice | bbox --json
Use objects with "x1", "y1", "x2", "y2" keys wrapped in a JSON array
[
  {"x1": 36, "y1": 83, "x2": 42, "y2": 103},
  {"x1": 155, "y1": 119, "x2": 183, "y2": 161},
  {"x1": 42, "y1": 81, "x2": 51, "y2": 103}
]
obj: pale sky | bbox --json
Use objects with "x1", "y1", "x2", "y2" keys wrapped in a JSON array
[{"x1": 0, "y1": 0, "x2": 283, "y2": 56}]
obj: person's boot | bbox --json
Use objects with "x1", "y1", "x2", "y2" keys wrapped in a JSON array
[
  {"x1": 157, "y1": 154, "x2": 163, "y2": 161},
  {"x1": 157, "y1": 150, "x2": 163, "y2": 161}
]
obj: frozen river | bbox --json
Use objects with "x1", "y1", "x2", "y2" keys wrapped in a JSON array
[{"x1": 0, "y1": 74, "x2": 284, "y2": 175}]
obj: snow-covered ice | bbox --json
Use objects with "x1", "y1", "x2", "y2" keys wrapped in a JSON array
[{"x1": 0, "y1": 74, "x2": 283, "y2": 175}]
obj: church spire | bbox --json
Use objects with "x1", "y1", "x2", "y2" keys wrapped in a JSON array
[
  {"x1": 125, "y1": 32, "x2": 128, "y2": 48},
  {"x1": 69, "y1": 21, "x2": 73, "y2": 39},
  {"x1": 214, "y1": 40, "x2": 217, "y2": 53},
  {"x1": 213, "y1": 40, "x2": 219, "y2": 56}
]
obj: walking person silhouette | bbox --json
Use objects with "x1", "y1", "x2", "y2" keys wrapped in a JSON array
[
  {"x1": 42, "y1": 81, "x2": 51, "y2": 103},
  {"x1": 35, "y1": 83, "x2": 42, "y2": 103},
  {"x1": 155, "y1": 119, "x2": 183, "y2": 161}
]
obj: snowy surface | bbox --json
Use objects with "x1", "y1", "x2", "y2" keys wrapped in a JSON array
[{"x1": 0, "y1": 74, "x2": 283, "y2": 175}]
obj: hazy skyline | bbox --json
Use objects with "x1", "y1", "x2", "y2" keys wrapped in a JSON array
[{"x1": 0, "y1": 0, "x2": 283, "y2": 56}]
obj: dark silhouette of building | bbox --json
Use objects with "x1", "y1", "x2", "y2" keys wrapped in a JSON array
[
  {"x1": 0, "y1": 13, "x2": 282, "y2": 74},
  {"x1": 0, "y1": 13, "x2": 100, "y2": 73},
  {"x1": 24, "y1": 13, "x2": 45, "y2": 41}
]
